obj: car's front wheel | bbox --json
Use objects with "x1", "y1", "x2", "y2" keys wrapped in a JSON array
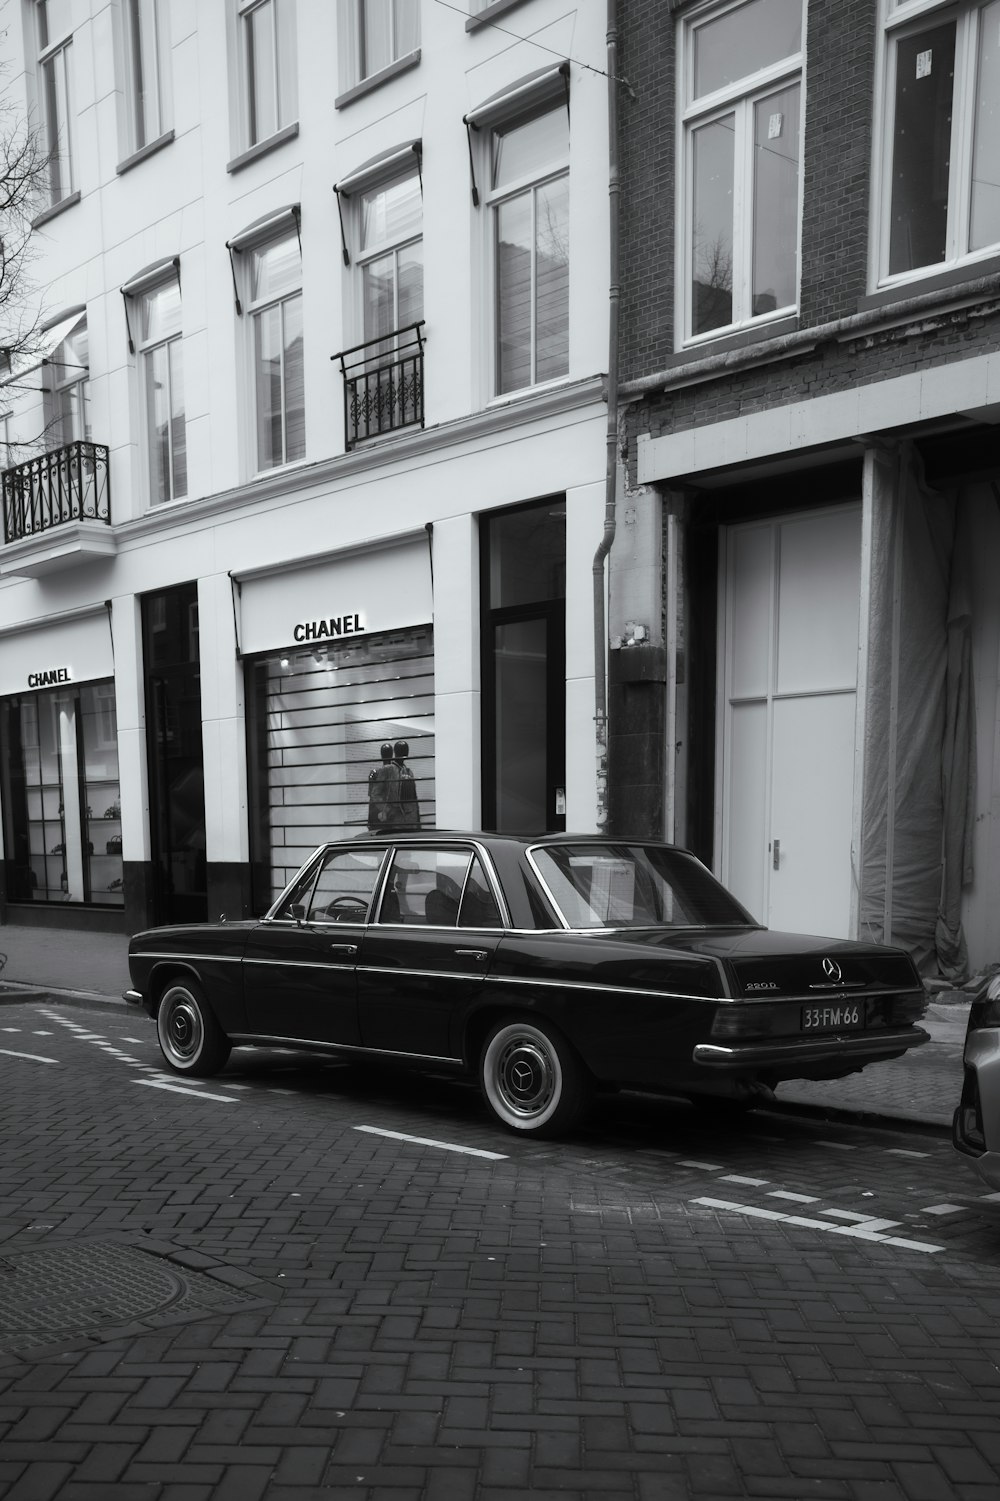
[
  {"x1": 480, "y1": 1018, "x2": 590, "y2": 1136},
  {"x1": 156, "y1": 980, "x2": 231, "y2": 1076}
]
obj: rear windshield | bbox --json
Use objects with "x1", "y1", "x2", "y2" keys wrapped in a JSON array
[{"x1": 530, "y1": 843, "x2": 755, "y2": 930}]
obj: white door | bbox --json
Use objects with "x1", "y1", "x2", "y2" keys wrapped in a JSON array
[{"x1": 719, "y1": 505, "x2": 862, "y2": 937}]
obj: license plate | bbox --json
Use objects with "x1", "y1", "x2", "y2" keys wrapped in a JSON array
[{"x1": 800, "y1": 1002, "x2": 865, "y2": 1032}]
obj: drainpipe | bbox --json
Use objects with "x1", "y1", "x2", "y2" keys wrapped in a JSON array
[{"x1": 593, "y1": 0, "x2": 620, "y2": 828}]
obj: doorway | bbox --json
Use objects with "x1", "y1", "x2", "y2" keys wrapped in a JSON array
[
  {"x1": 481, "y1": 499, "x2": 566, "y2": 832},
  {"x1": 142, "y1": 583, "x2": 207, "y2": 925},
  {"x1": 718, "y1": 504, "x2": 862, "y2": 937}
]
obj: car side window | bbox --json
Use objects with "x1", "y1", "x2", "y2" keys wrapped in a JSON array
[
  {"x1": 458, "y1": 855, "x2": 503, "y2": 929},
  {"x1": 376, "y1": 848, "x2": 474, "y2": 926},
  {"x1": 272, "y1": 849, "x2": 384, "y2": 924}
]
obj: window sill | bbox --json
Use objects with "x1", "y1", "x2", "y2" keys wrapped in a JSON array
[
  {"x1": 335, "y1": 50, "x2": 421, "y2": 109},
  {"x1": 227, "y1": 122, "x2": 299, "y2": 175},
  {"x1": 673, "y1": 314, "x2": 799, "y2": 363},
  {"x1": 31, "y1": 190, "x2": 81, "y2": 230},
  {"x1": 466, "y1": 0, "x2": 532, "y2": 30},
  {"x1": 862, "y1": 253, "x2": 1000, "y2": 312},
  {"x1": 116, "y1": 129, "x2": 175, "y2": 176}
]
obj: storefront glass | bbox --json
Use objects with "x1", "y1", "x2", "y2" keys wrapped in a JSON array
[
  {"x1": 0, "y1": 680, "x2": 123, "y2": 906},
  {"x1": 246, "y1": 625, "x2": 435, "y2": 911}
]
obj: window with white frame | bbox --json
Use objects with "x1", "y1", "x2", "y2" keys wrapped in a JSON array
[
  {"x1": 35, "y1": 0, "x2": 75, "y2": 205},
  {"x1": 485, "y1": 101, "x2": 570, "y2": 395},
  {"x1": 122, "y1": 0, "x2": 171, "y2": 153},
  {"x1": 135, "y1": 280, "x2": 186, "y2": 504},
  {"x1": 358, "y1": 169, "x2": 423, "y2": 358},
  {"x1": 341, "y1": 0, "x2": 419, "y2": 89},
  {"x1": 677, "y1": 0, "x2": 804, "y2": 343},
  {"x1": 44, "y1": 316, "x2": 90, "y2": 446},
  {"x1": 875, "y1": 0, "x2": 1000, "y2": 283},
  {"x1": 247, "y1": 228, "x2": 305, "y2": 470},
  {"x1": 237, "y1": 0, "x2": 297, "y2": 148}
]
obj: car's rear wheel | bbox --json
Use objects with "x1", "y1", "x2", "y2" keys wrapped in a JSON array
[
  {"x1": 156, "y1": 979, "x2": 231, "y2": 1076},
  {"x1": 480, "y1": 1018, "x2": 590, "y2": 1136}
]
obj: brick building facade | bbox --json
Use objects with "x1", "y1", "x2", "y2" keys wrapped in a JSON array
[{"x1": 611, "y1": 0, "x2": 1000, "y2": 980}]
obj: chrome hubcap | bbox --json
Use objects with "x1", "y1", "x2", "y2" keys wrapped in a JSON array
[
  {"x1": 163, "y1": 996, "x2": 201, "y2": 1062},
  {"x1": 496, "y1": 1038, "x2": 554, "y2": 1118}
]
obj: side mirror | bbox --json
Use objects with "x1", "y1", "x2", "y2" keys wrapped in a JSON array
[{"x1": 290, "y1": 902, "x2": 305, "y2": 920}]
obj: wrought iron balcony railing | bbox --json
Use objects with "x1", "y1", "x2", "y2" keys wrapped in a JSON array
[
  {"x1": 2, "y1": 441, "x2": 111, "y2": 545},
  {"x1": 333, "y1": 322, "x2": 425, "y2": 450}
]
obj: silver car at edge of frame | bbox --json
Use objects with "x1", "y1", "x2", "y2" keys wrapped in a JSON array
[{"x1": 953, "y1": 972, "x2": 1000, "y2": 1190}]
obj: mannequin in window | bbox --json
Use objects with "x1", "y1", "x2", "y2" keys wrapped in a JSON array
[
  {"x1": 368, "y1": 743, "x2": 396, "y2": 830},
  {"x1": 391, "y1": 741, "x2": 420, "y2": 830}
]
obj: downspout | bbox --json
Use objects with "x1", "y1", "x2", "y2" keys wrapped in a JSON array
[{"x1": 594, "y1": 0, "x2": 620, "y2": 828}]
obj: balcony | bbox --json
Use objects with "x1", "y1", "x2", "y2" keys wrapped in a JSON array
[
  {"x1": 0, "y1": 441, "x2": 115, "y2": 578},
  {"x1": 334, "y1": 322, "x2": 425, "y2": 450}
]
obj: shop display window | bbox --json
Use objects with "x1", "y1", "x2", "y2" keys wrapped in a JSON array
[
  {"x1": 0, "y1": 680, "x2": 123, "y2": 906},
  {"x1": 246, "y1": 626, "x2": 435, "y2": 912}
]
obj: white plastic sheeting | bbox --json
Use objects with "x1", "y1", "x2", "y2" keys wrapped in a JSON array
[{"x1": 859, "y1": 446, "x2": 975, "y2": 979}]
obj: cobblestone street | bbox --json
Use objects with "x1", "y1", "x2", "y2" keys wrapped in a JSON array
[{"x1": 1, "y1": 994, "x2": 999, "y2": 1499}]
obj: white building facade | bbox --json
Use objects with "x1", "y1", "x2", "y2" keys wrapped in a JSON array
[{"x1": 0, "y1": 0, "x2": 611, "y2": 933}]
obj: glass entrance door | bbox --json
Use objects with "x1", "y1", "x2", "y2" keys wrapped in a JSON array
[{"x1": 142, "y1": 583, "x2": 207, "y2": 925}]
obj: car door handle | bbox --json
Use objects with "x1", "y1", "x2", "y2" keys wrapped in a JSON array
[
  {"x1": 329, "y1": 943, "x2": 358, "y2": 955},
  {"x1": 455, "y1": 948, "x2": 488, "y2": 961}
]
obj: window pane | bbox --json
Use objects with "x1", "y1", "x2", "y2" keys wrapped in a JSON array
[
  {"x1": 140, "y1": 282, "x2": 181, "y2": 343},
  {"x1": 283, "y1": 293, "x2": 305, "y2": 462},
  {"x1": 255, "y1": 303, "x2": 283, "y2": 469},
  {"x1": 487, "y1": 503, "x2": 565, "y2": 609},
  {"x1": 888, "y1": 21, "x2": 955, "y2": 275},
  {"x1": 362, "y1": 0, "x2": 392, "y2": 76},
  {"x1": 393, "y1": 0, "x2": 419, "y2": 56},
  {"x1": 971, "y1": 0, "x2": 1000, "y2": 252},
  {"x1": 167, "y1": 342, "x2": 186, "y2": 496},
  {"x1": 129, "y1": 0, "x2": 162, "y2": 147},
  {"x1": 496, "y1": 191, "x2": 532, "y2": 393},
  {"x1": 247, "y1": 0, "x2": 277, "y2": 143},
  {"x1": 397, "y1": 242, "x2": 423, "y2": 327},
  {"x1": 38, "y1": 0, "x2": 73, "y2": 50},
  {"x1": 693, "y1": 0, "x2": 802, "y2": 99},
  {"x1": 360, "y1": 173, "x2": 421, "y2": 253},
  {"x1": 752, "y1": 83, "x2": 799, "y2": 315},
  {"x1": 362, "y1": 252, "x2": 397, "y2": 348},
  {"x1": 250, "y1": 233, "x2": 300, "y2": 302},
  {"x1": 495, "y1": 618, "x2": 548, "y2": 831},
  {"x1": 459, "y1": 856, "x2": 503, "y2": 928},
  {"x1": 691, "y1": 115, "x2": 734, "y2": 334},
  {"x1": 43, "y1": 47, "x2": 72, "y2": 200},
  {"x1": 492, "y1": 106, "x2": 568, "y2": 192},
  {"x1": 535, "y1": 175, "x2": 569, "y2": 382},
  {"x1": 146, "y1": 342, "x2": 172, "y2": 502}
]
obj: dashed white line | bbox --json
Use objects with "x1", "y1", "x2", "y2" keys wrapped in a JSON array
[
  {"x1": 677, "y1": 1159, "x2": 723, "y2": 1171},
  {"x1": 815, "y1": 1140, "x2": 855, "y2": 1151},
  {"x1": 720, "y1": 1174, "x2": 769, "y2": 1187},
  {"x1": 887, "y1": 1148, "x2": 930, "y2": 1159},
  {"x1": 920, "y1": 1204, "x2": 965, "y2": 1216},
  {"x1": 0, "y1": 1047, "x2": 59, "y2": 1064},
  {"x1": 353, "y1": 1124, "x2": 508, "y2": 1160},
  {"x1": 768, "y1": 1190, "x2": 819, "y2": 1204},
  {"x1": 691, "y1": 1197, "x2": 943, "y2": 1254},
  {"x1": 135, "y1": 1079, "x2": 239, "y2": 1103}
]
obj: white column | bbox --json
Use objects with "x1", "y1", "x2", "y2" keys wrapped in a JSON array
[
  {"x1": 198, "y1": 572, "x2": 249, "y2": 865},
  {"x1": 565, "y1": 479, "x2": 606, "y2": 833},
  {"x1": 112, "y1": 594, "x2": 150, "y2": 863},
  {"x1": 431, "y1": 514, "x2": 480, "y2": 829}
]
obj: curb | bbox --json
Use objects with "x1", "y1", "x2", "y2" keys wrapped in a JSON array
[
  {"x1": 0, "y1": 984, "x2": 128, "y2": 1010},
  {"x1": 765, "y1": 1095, "x2": 953, "y2": 1140}
]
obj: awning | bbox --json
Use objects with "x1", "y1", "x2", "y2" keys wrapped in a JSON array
[{"x1": 0, "y1": 308, "x2": 86, "y2": 388}]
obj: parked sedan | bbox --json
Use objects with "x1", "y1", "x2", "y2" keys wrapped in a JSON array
[
  {"x1": 125, "y1": 833, "x2": 929, "y2": 1136},
  {"x1": 953, "y1": 973, "x2": 1000, "y2": 1189}
]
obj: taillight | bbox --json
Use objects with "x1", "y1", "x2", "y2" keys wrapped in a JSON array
[{"x1": 968, "y1": 975, "x2": 1000, "y2": 1033}]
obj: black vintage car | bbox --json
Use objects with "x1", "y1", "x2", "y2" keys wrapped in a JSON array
[{"x1": 125, "y1": 833, "x2": 929, "y2": 1136}]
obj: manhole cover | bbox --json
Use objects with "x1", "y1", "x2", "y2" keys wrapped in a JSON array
[{"x1": 0, "y1": 1240, "x2": 275, "y2": 1362}]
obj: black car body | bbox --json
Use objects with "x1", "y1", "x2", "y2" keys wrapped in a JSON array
[{"x1": 126, "y1": 833, "x2": 929, "y2": 1135}]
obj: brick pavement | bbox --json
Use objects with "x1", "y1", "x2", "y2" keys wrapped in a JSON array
[{"x1": 0, "y1": 1000, "x2": 999, "y2": 1500}]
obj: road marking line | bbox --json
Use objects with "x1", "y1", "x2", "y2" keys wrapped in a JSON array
[
  {"x1": 980, "y1": 1191, "x2": 1000, "y2": 1203},
  {"x1": 677, "y1": 1160, "x2": 723, "y2": 1171},
  {"x1": 815, "y1": 1140, "x2": 855, "y2": 1150},
  {"x1": 31, "y1": 1030, "x2": 53, "y2": 1036},
  {"x1": 1, "y1": 1027, "x2": 22, "y2": 1033},
  {"x1": 820, "y1": 1210, "x2": 902, "y2": 1231},
  {"x1": 720, "y1": 1174, "x2": 769, "y2": 1186},
  {"x1": 920, "y1": 1204, "x2": 965, "y2": 1215},
  {"x1": 353, "y1": 1124, "x2": 508, "y2": 1160},
  {"x1": 691, "y1": 1197, "x2": 943, "y2": 1254},
  {"x1": 768, "y1": 1191, "x2": 819, "y2": 1203},
  {"x1": 887, "y1": 1148, "x2": 929, "y2": 1158},
  {"x1": 0, "y1": 1048, "x2": 59, "y2": 1064},
  {"x1": 135, "y1": 1080, "x2": 239, "y2": 1103}
]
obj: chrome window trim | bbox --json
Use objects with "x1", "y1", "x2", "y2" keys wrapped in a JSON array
[
  {"x1": 373, "y1": 838, "x2": 512, "y2": 929},
  {"x1": 227, "y1": 1033, "x2": 461, "y2": 1065}
]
